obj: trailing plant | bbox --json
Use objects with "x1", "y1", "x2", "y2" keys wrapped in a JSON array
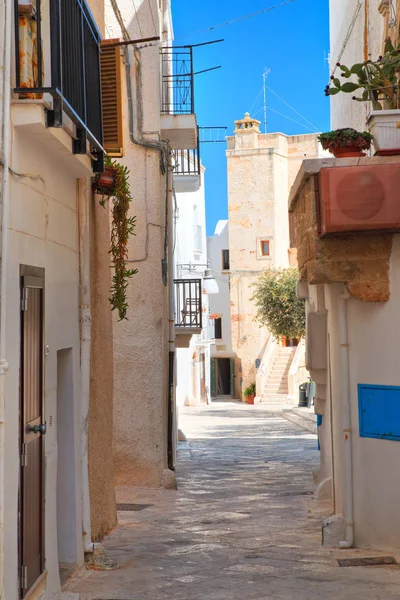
[
  {"x1": 318, "y1": 128, "x2": 373, "y2": 151},
  {"x1": 325, "y1": 39, "x2": 400, "y2": 110},
  {"x1": 243, "y1": 383, "x2": 256, "y2": 398},
  {"x1": 251, "y1": 268, "x2": 305, "y2": 340},
  {"x1": 99, "y1": 156, "x2": 137, "y2": 321}
]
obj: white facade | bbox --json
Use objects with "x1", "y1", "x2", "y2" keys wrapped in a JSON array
[
  {"x1": 207, "y1": 220, "x2": 235, "y2": 397},
  {"x1": 0, "y1": 17, "x2": 101, "y2": 598},
  {"x1": 329, "y1": 1, "x2": 385, "y2": 130},
  {"x1": 311, "y1": 0, "x2": 400, "y2": 551},
  {"x1": 174, "y1": 169, "x2": 212, "y2": 407}
]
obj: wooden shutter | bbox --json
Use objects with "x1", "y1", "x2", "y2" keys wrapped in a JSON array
[{"x1": 100, "y1": 39, "x2": 124, "y2": 157}]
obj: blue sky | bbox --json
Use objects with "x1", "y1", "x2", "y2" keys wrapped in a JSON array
[{"x1": 171, "y1": 0, "x2": 331, "y2": 235}]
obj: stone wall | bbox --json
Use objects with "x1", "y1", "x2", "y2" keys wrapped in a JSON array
[
  {"x1": 89, "y1": 196, "x2": 116, "y2": 540},
  {"x1": 289, "y1": 158, "x2": 394, "y2": 302}
]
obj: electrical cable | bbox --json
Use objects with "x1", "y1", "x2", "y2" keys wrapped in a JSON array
[
  {"x1": 330, "y1": 0, "x2": 363, "y2": 78},
  {"x1": 265, "y1": 85, "x2": 320, "y2": 132},
  {"x1": 169, "y1": 0, "x2": 295, "y2": 42},
  {"x1": 131, "y1": 0, "x2": 144, "y2": 38},
  {"x1": 266, "y1": 107, "x2": 317, "y2": 132},
  {"x1": 146, "y1": 0, "x2": 158, "y2": 38}
]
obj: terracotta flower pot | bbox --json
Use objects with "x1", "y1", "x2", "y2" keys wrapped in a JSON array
[
  {"x1": 246, "y1": 395, "x2": 255, "y2": 405},
  {"x1": 94, "y1": 166, "x2": 117, "y2": 194},
  {"x1": 331, "y1": 147, "x2": 366, "y2": 158}
]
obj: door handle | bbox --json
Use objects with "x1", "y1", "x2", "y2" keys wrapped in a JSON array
[{"x1": 27, "y1": 423, "x2": 47, "y2": 435}]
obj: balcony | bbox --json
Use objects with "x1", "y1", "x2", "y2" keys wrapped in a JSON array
[
  {"x1": 14, "y1": 0, "x2": 104, "y2": 172},
  {"x1": 173, "y1": 144, "x2": 201, "y2": 193},
  {"x1": 174, "y1": 279, "x2": 202, "y2": 347},
  {"x1": 160, "y1": 47, "x2": 198, "y2": 150}
]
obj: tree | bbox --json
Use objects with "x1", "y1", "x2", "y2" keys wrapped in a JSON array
[{"x1": 250, "y1": 268, "x2": 305, "y2": 340}]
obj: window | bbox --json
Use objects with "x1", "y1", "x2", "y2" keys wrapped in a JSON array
[
  {"x1": 260, "y1": 240, "x2": 270, "y2": 256},
  {"x1": 222, "y1": 249, "x2": 230, "y2": 270},
  {"x1": 214, "y1": 318, "x2": 222, "y2": 340},
  {"x1": 100, "y1": 39, "x2": 124, "y2": 157}
]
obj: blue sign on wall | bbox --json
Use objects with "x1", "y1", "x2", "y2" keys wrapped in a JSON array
[{"x1": 358, "y1": 384, "x2": 400, "y2": 441}]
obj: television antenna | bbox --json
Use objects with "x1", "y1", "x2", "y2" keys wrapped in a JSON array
[{"x1": 262, "y1": 68, "x2": 272, "y2": 133}]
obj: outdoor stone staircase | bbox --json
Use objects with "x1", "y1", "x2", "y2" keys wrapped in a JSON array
[
  {"x1": 281, "y1": 406, "x2": 317, "y2": 434},
  {"x1": 261, "y1": 346, "x2": 296, "y2": 402}
]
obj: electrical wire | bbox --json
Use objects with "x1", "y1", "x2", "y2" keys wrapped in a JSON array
[
  {"x1": 146, "y1": 0, "x2": 158, "y2": 38},
  {"x1": 250, "y1": 85, "x2": 264, "y2": 116},
  {"x1": 330, "y1": 0, "x2": 363, "y2": 77},
  {"x1": 265, "y1": 85, "x2": 320, "y2": 132},
  {"x1": 131, "y1": 0, "x2": 144, "y2": 38},
  {"x1": 266, "y1": 107, "x2": 318, "y2": 132},
  {"x1": 170, "y1": 1, "x2": 295, "y2": 42}
]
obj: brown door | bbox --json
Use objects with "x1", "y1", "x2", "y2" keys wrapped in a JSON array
[{"x1": 20, "y1": 273, "x2": 45, "y2": 597}]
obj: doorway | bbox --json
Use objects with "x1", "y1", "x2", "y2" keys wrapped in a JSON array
[
  {"x1": 19, "y1": 268, "x2": 45, "y2": 597},
  {"x1": 57, "y1": 348, "x2": 79, "y2": 584},
  {"x1": 211, "y1": 358, "x2": 233, "y2": 397}
]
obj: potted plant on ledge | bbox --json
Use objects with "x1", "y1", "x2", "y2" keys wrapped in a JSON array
[
  {"x1": 318, "y1": 128, "x2": 373, "y2": 158},
  {"x1": 243, "y1": 383, "x2": 256, "y2": 405},
  {"x1": 326, "y1": 39, "x2": 400, "y2": 154}
]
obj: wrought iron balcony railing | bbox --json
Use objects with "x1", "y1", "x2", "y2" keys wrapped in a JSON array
[
  {"x1": 161, "y1": 46, "x2": 194, "y2": 115},
  {"x1": 14, "y1": 0, "x2": 104, "y2": 168},
  {"x1": 174, "y1": 279, "x2": 202, "y2": 330},
  {"x1": 173, "y1": 146, "x2": 200, "y2": 178}
]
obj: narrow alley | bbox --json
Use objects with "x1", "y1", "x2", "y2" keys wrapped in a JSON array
[{"x1": 68, "y1": 404, "x2": 400, "y2": 600}]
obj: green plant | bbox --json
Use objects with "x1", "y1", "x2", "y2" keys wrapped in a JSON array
[
  {"x1": 100, "y1": 156, "x2": 137, "y2": 321},
  {"x1": 243, "y1": 383, "x2": 256, "y2": 398},
  {"x1": 318, "y1": 128, "x2": 373, "y2": 151},
  {"x1": 326, "y1": 39, "x2": 400, "y2": 110},
  {"x1": 251, "y1": 268, "x2": 305, "y2": 340}
]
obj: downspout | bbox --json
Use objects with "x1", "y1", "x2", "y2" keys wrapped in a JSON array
[
  {"x1": 166, "y1": 158, "x2": 177, "y2": 469},
  {"x1": 338, "y1": 288, "x2": 354, "y2": 549},
  {"x1": 0, "y1": 0, "x2": 13, "y2": 594},
  {"x1": 78, "y1": 179, "x2": 93, "y2": 553}
]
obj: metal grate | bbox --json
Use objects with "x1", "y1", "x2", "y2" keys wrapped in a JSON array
[
  {"x1": 160, "y1": 47, "x2": 194, "y2": 115},
  {"x1": 14, "y1": 0, "x2": 104, "y2": 160},
  {"x1": 174, "y1": 279, "x2": 202, "y2": 329},
  {"x1": 338, "y1": 556, "x2": 397, "y2": 567}
]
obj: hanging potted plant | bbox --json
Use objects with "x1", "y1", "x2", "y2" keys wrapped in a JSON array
[
  {"x1": 326, "y1": 39, "x2": 400, "y2": 154},
  {"x1": 243, "y1": 383, "x2": 256, "y2": 405},
  {"x1": 96, "y1": 157, "x2": 138, "y2": 321},
  {"x1": 93, "y1": 163, "x2": 118, "y2": 195},
  {"x1": 318, "y1": 128, "x2": 373, "y2": 158}
]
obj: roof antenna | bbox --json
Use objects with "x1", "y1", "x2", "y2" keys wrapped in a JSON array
[{"x1": 262, "y1": 67, "x2": 272, "y2": 133}]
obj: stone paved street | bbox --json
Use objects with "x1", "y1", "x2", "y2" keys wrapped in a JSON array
[{"x1": 68, "y1": 402, "x2": 400, "y2": 599}]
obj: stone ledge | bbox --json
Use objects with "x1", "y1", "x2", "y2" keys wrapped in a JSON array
[{"x1": 288, "y1": 157, "x2": 398, "y2": 302}]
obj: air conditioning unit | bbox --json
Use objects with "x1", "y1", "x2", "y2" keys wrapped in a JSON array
[{"x1": 318, "y1": 163, "x2": 400, "y2": 236}]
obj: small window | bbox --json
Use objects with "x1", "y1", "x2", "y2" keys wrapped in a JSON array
[
  {"x1": 260, "y1": 240, "x2": 270, "y2": 256},
  {"x1": 222, "y1": 249, "x2": 230, "y2": 270},
  {"x1": 214, "y1": 317, "x2": 222, "y2": 340}
]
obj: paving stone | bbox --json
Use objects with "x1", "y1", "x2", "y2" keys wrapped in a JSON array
[{"x1": 67, "y1": 402, "x2": 400, "y2": 599}]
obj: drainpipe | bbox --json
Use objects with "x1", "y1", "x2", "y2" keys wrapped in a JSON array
[
  {"x1": 338, "y1": 287, "x2": 354, "y2": 549},
  {"x1": 167, "y1": 163, "x2": 177, "y2": 468},
  {"x1": 78, "y1": 179, "x2": 93, "y2": 554},
  {"x1": 0, "y1": 0, "x2": 13, "y2": 594}
]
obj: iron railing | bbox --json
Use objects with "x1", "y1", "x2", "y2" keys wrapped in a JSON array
[
  {"x1": 161, "y1": 46, "x2": 194, "y2": 115},
  {"x1": 174, "y1": 147, "x2": 200, "y2": 177},
  {"x1": 14, "y1": 0, "x2": 104, "y2": 166},
  {"x1": 174, "y1": 279, "x2": 202, "y2": 330}
]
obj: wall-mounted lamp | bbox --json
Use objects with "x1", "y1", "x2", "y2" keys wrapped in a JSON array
[{"x1": 203, "y1": 269, "x2": 219, "y2": 295}]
